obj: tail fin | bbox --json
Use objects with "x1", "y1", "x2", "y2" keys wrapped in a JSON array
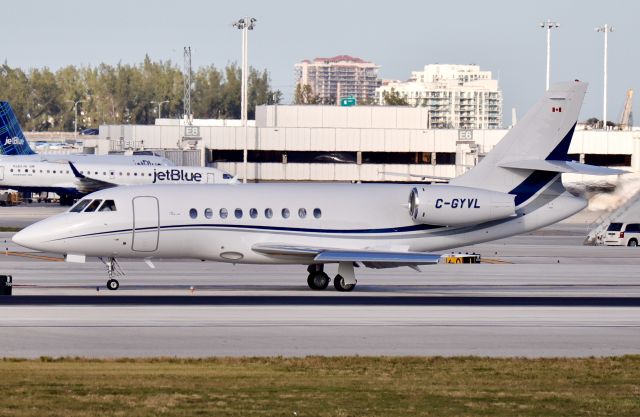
[
  {"x1": 450, "y1": 81, "x2": 588, "y2": 207},
  {"x1": 0, "y1": 102, "x2": 35, "y2": 155}
]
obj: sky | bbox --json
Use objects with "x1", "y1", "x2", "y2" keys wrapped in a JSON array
[{"x1": 3, "y1": 0, "x2": 639, "y2": 123}]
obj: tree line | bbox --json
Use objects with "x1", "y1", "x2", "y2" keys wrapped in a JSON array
[{"x1": 0, "y1": 56, "x2": 281, "y2": 132}]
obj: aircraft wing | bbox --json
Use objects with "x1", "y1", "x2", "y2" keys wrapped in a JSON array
[
  {"x1": 68, "y1": 162, "x2": 118, "y2": 194},
  {"x1": 252, "y1": 243, "x2": 442, "y2": 269}
]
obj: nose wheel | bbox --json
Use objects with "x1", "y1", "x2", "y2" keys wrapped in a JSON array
[
  {"x1": 106, "y1": 279, "x2": 120, "y2": 291},
  {"x1": 100, "y1": 257, "x2": 124, "y2": 291}
]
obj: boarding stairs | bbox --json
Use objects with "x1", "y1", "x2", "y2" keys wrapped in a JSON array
[{"x1": 584, "y1": 188, "x2": 640, "y2": 245}]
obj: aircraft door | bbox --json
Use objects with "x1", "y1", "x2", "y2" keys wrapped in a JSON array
[
  {"x1": 132, "y1": 196, "x2": 159, "y2": 252},
  {"x1": 207, "y1": 173, "x2": 215, "y2": 183},
  {"x1": 0, "y1": 167, "x2": 4, "y2": 181}
]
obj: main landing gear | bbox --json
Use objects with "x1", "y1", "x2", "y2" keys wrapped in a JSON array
[
  {"x1": 307, "y1": 263, "x2": 357, "y2": 292},
  {"x1": 100, "y1": 257, "x2": 124, "y2": 291}
]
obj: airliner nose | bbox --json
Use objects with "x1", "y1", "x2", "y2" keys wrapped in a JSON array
[{"x1": 12, "y1": 226, "x2": 42, "y2": 250}]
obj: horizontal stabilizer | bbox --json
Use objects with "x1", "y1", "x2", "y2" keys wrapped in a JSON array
[{"x1": 499, "y1": 159, "x2": 627, "y2": 176}]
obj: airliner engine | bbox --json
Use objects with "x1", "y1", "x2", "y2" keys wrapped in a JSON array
[{"x1": 408, "y1": 185, "x2": 516, "y2": 226}]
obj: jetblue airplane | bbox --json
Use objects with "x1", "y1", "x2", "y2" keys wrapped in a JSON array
[
  {"x1": 0, "y1": 160, "x2": 237, "y2": 204},
  {"x1": 13, "y1": 82, "x2": 625, "y2": 291},
  {"x1": 0, "y1": 101, "x2": 173, "y2": 166}
]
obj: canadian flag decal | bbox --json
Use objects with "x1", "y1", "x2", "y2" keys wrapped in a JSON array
[{"x1": 552, "y1": 107, "x2": 562, "y2": 112}]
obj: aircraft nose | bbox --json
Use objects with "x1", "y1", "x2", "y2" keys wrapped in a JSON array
[{"x1": 12, "y1": 225, "x2": 44, "y2": 250}]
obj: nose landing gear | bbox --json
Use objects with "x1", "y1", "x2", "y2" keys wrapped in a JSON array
[{"x1": 100, "y1": 257, "x2": 124, "y2": 291}]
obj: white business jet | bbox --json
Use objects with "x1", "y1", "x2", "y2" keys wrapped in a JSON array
[{"x1": 13, "y1": 82, "x2": 625, "y2": 291}]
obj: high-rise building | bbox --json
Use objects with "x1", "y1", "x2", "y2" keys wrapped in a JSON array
[
  {"x1": 295, "y1": 55, "x2": 381, "y2": 104},
  {"x1": 376, "y1": 64, "x2": 502, "y2": 129}
]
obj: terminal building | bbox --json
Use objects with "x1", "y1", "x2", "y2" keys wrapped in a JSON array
[
  {"x1": 97, "y1": 104, "x2": 640, "y2": 184},
  {"x1": 376, "y1": 64, "x2": 503, "y2": 129}
]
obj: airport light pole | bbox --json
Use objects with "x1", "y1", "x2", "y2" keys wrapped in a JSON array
[
  {"x1": 539, "y1": 19, "x2": 559, "y2": 91},
  {"x1": 150, "y1": 100, "x2": 170, "y2": 119},
  {"x1": 233, "y1": 17, "x2": 256, "y2": 184},
  {"x1": 595, "y1": 24, "x2": 614, "y2": 130},
  {"x1": 66, "y1": 99, "x2": 84, "y2": 138}
]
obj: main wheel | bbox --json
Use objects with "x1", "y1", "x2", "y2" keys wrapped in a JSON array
[
  {"x1": 307, "y1": 272, "x2": 330, "y2": 290},
  {"x1": 334, "y1": 275, "x2": 356, "y2": 292},
  {"x1": 628, "y1": 239, "x2": 638, "y2": 247},
  {"x1": 106, "y1": 279, "x2": 120, "y2": 291}
]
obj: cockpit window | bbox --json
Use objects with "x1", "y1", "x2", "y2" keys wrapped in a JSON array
[
  {"x1": 70, "y1": 199, "x2": 91, "y2": 213},
  {"x1": 98, "y1": 200, "x2": 117, "y2": 212},
  {"x1": 223, "y1": 173, "x2": 233, "y2": 180},
  {"x1": 84, "y1": 199, "x2": 103, "y2": 213}
]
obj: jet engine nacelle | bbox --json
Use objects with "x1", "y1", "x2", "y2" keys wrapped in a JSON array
[{"x1": 408, "y1": 185, "x2": 516, "y2": 226}]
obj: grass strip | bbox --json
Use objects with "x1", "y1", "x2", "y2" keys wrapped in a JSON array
[{"x1": 0, "y1": 356, "x2": 638, "y2": 416}]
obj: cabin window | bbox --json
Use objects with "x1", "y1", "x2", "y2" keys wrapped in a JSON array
[
  {"x1": 220, "y1": 208, "x2": 228, "y2": 219},
  {"x1": 98, "y1": 200, "x2": 117, "y2": 212},
  {"x1": 265, "y1": 208, "x2": 273, "y2": 219},
  {"x1": 235, "y1": 208, "x2": 243, "y2": 219},
  {"x1": 204, "y1": 208, "x2": 213, "y2": 219},
  {"x1": 282, "y1": 208, "x2": 290, "y2": 219},
  {"x1": 189, "y1": 208, "x2": 198, "y2": 219},
  {"x1": 298, "y1": 208, "x2": 307, "y2": 219},
  {"x1": 313, "y1": 208, "x2": 322, "y2": 219},
  {"x1": 250, "y1": 208, "x2": 258, "y2": 219},
  {"x1": 70, "y1": 199, "x2": 91, "y2": 213},
  {"x1": 84, "y1": 199, "x2": 103, "y2": 213}
]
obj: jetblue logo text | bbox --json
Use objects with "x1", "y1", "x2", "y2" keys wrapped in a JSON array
[
  {"x1": 153, "y1": 169, "x2": 202, "y2": 183},
  {"x1": 3, "y1": 137, "x2": 24, "y2": 146},
  {"x1": 435, "y1": 198, "x2": 480, "y2": 209}
]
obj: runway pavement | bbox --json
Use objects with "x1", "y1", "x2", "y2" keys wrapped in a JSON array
[{"x1": 0, "y1": 206, "x2": 639, "y2": 358}]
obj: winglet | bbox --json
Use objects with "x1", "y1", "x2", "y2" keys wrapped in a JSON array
[{"x1": 68, "y1": 161, "x2": 85, "y2": 179}]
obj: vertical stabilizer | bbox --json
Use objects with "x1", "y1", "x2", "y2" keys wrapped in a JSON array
[
  {"x1": 0, "y1": 102, "x2": 35, "y2": 155},
  {"x1": 450, "y1": 81, "x2": 587, "y2": 206}
]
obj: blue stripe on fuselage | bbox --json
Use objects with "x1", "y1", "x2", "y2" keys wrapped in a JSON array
[{"x1": 51, "y1": 222, "x2": 444, "y2": 242}]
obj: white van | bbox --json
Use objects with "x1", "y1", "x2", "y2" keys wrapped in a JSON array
[{"x1": 603, "y1": 222, "x2": 640, "y2": 246}]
